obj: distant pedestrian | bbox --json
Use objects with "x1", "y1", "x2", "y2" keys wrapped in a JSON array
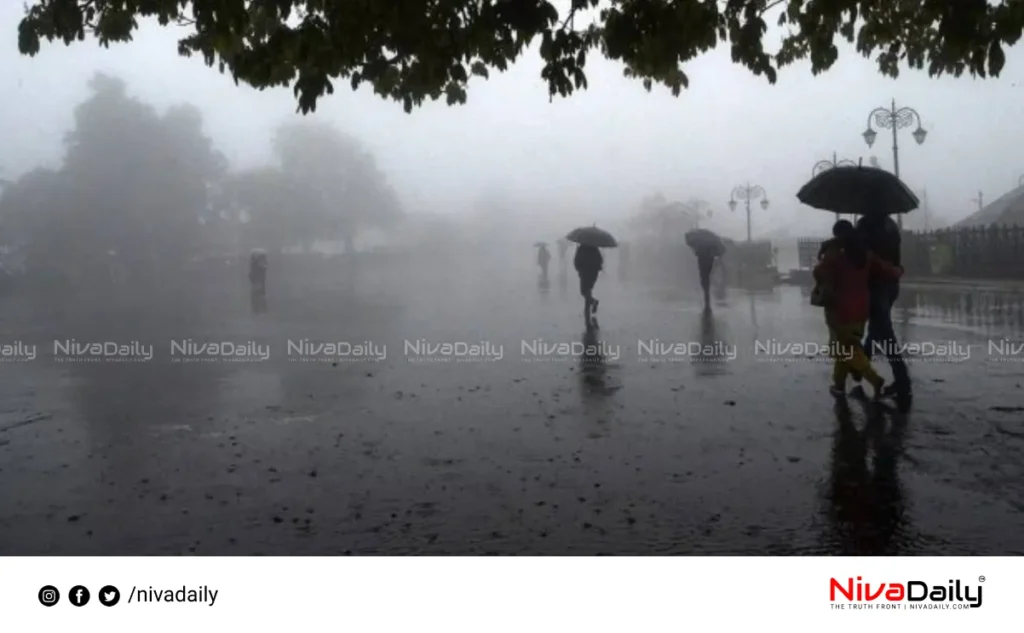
[
  {"x1": 249, "y1": 250, "x2": 267, "y2": 295},
  {"x1": 537, "y1": 243, "x2": 551, "y2": 281},
  {"x1": 574, "y1": 244, "x2": 603, "y2": 327},
  {"x1": 685, "y1": 230, "x2": 726, "y2": 309}
]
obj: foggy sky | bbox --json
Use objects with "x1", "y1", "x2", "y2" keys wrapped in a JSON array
[{"x1": 2, "y1": 2, "x2": 1023, "y2": 239}]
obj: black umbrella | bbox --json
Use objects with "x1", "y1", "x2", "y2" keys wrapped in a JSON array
[
  {"x1": 566, "y1": 225, "x2": 618, "y2": 248},
  {"x1": 797, "y1": 165, "x2": 919, "y2": 215},
  {"x1": 684, "y1": 229, "x2": 725, "y2": 255}
]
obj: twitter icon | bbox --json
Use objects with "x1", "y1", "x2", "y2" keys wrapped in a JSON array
[{"x1": 99, "y1": 585, "x2": 120, "y2": 607}]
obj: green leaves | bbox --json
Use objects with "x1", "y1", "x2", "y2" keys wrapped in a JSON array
[
  {"x1": 988, "y1": 40, "x2": 1006, "y2": 76},
  {"x1": 15, "y1": 0, "x2": 1024, "y2": 113}
]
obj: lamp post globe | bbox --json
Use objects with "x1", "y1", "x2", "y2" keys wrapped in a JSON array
[
  {"x1": 862, "y1": 128, "x2": 877, "y2": 148},
  {"x1": 728, "y1": 199, "x2": 737, "y2": 212},
  {"x1": 760, "y1": 199, "x2": 769, "y2": 210},
  {"x1": 912, "y1": 127, "x2": 927, "y2": 145}
]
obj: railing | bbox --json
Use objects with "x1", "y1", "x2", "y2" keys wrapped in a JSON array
[{"x1": 794, "y1": 225, "x2": 1024, "y2": 279}]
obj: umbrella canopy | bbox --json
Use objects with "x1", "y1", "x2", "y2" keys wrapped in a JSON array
[
  {"x1": 684, "y1": 228, "x2": 725, "y2": 255},
  {"x1": 566, "y1": 225, "x2": 618, "y2": 248},
  {"x1": 797, "y1": 165, "x2": 919, "y2": 215}
]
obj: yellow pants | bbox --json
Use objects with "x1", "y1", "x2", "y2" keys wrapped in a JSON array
[{"x1": 826, "y1": 317, "x2": 882, "y2": 389}]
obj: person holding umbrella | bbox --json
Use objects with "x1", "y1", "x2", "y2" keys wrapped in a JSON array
[
  {"x1": 797, "y1": 162, "x2": 917, "y2": 404},
  {"x1": 857, "y1": 208, "x2": 911, "y2": 401},
  {"x1": 814, "y1": 220, "x2": 903, "y2": 399},
  {"x1": 684, "y1": 228, "x2": 726, "y2": 310},
  {"x1": 566, "y1": 226, "x2": 617, "y2": 328}
]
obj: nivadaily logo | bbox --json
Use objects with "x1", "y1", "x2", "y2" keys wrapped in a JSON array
[{"x1": 830, "y1": 576, "x2": 983, "y2": 610}]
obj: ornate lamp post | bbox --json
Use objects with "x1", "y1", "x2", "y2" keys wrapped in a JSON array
[
  {"x1": 812, "y1": 152, "x2": 858, "y2": 220},
  {"x1": 727, "y1": 184, "x2": 768, "y2": 243},
  {"x1": 862, "y1": 99, "x2": 928, "y2": 230},
  {"x1": 971, "y1": 191, "x2": 984, "y2": 213},
  {"x1": 812, "y1": 152, "x2": 858, "y2": 178}
]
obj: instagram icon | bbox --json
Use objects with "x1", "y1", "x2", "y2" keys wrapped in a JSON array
[{"x1": 38, "y1": 586, "x2": 60, "y2": 607}]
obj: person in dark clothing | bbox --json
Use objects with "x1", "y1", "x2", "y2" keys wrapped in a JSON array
[
  {"x1": 813, "y1": 220, "x2": 853, "y2": 315},
  {"x1": 537, "y1": 244, "x2": 551, "y2": 281},
  {"x1": 817, "y1": 235, "x2": 840, "y2": 261},
  {"x1": 249, "y1": 250, "x2": 268, "y2": 313},
  {"x1": 856, "y1": 213, "x2": 910, "y2": 400},
  {"x1": 574, "y1": 244, "x2": 603, "y2": 326},
  {"x1": 249, "y1": 250, "x2": 267, "y2": 294},
  {"x1": 693, "y1": 241, "x2": 725, "y2": 309}
]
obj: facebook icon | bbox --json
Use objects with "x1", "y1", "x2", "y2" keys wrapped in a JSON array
[{"x1": 69, "y1": 585, "x2": 90, "y2": 607}]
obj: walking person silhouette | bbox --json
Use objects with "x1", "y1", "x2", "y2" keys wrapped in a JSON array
[{"x1": 574, "y1": 244, "x2": 603, "y2": 328}]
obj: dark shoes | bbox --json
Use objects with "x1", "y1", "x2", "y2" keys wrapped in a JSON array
[{"x1": 882, "y1": 383, "x2": 908, "y2": 398}]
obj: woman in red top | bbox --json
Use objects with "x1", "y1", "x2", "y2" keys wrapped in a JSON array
[{"x1": 814, "y1": 221, "x2": 903, "y2": 398}]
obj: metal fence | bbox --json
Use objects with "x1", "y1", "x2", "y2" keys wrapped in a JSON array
[{"x1": 794, "y1": 225, "x2": 1024, "y2": 279}]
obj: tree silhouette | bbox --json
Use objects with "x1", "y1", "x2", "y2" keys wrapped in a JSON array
[
  {"x1": 0, "y1": 73, "x2": 227, "y2": 288},
  {"x1": 225, "y1": 121, "x2": 402, "y2": 253},
  {"x1": 17, "y1": 1, "x2": 1020, "y2": 113}
]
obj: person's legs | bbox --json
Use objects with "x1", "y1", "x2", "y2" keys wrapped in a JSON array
[
  {"x1": 580, "y1": 274, "x2": 596, "y2": 322},
  {"x1": 828, "y1": 322, "x2": 848, "y2": 395},
  {"x1": 871, "y1": 283, "x2": 910, "y2": 393},
  {"x1": 698, "y1": 256, "x2": 713, "y2": 306},
  {"x1": 839, "y1": 321, "x2": 883, "y2": 396},
  {"x1": 887, "y1": 283, "x2": 910, "y2": 392},
  {"x1": 863, "y1": 286, "x2": 882, "y2": 360}
]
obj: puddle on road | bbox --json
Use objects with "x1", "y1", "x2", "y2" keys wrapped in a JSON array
[{"x1": 900, "y1": 287, "x2": 1024, "y2": 338}]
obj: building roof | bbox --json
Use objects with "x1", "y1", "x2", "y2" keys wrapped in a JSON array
[{"x1": 954, "y1": 185, "x2": 1024, "y2": 228}]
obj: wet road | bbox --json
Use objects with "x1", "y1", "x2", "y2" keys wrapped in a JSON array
[{"x1": 1, "y1": 267, "x2": 1023, "y2": 555}]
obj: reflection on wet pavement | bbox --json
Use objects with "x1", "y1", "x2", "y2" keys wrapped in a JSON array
[
  {"x1": 901, "y1": 287, "x2": 1024, "y2": 336},
  {"x1": 825, "y1": 398, "x2": 910, "y2": 555},
  {"x1": 0, "y1": 274, "x2": 1022, "y2": 555}
]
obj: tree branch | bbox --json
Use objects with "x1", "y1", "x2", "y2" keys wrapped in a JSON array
[{"x1": 560, "y1": 6, "x2": 577, "y2": 31}]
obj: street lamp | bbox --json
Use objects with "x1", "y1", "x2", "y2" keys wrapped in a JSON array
[
  {"x1": 812, "y1": 151, "x2": 858, "y2": 178},
  {"x1": 862, "y1": 99, "x2": 928, "y2": 229},
  {"x1": 971, "y1": 191, "x2": 984, "y2": 212},
  {"x1": 812, "y1": 152, "x2": 858, "y2": 221},
  {"x1": 728, "y1": 183, "x2": 768, "y2": 242}
]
